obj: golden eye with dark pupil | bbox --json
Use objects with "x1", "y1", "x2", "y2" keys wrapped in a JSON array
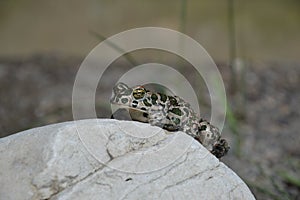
[{"x1": 133, "y1": 88, "x2": 146, "y2": 99}]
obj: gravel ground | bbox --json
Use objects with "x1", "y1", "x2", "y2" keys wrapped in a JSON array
[{"x1": 0, "y1": 55, "x2": 299, "y2": 199}]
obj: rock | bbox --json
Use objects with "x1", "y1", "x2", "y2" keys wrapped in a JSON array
[{"x1": 0, "y1": 119, "x2": 255, "y2": 200}]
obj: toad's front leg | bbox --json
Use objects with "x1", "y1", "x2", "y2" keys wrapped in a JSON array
[{"x1": 148, "y1": 105, "x2": 180, "y2": 131}]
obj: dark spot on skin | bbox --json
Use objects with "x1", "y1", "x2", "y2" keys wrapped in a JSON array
[
  {"x1": 151, "y1": 94, "x2": 158, "y2": 99},
  {"x1": 199, "y1": 125, "x2": 207, "y2": 131},
  {"x1": 183, "y1": 108, "x2": 189, "y2": 116},
  {"x1": 132, "y1": 100, "x2": 138, "y2": 108},
  {"x1": 125, "y1": 178, "x2": 132, "y2": 181},
  {"x1": 173, "y1": 118, "x2": 180, "y2": 125},
  {"x1": 219, "y1": 139, "x2": 227, "y2": 145},
  {"x1": 121, "y1": 98, "x2": 128, "y2": 104},
  {"x1": 141, "y1": 107, "x2": 146, "y2": 111},
  {"x1": 199, "y1": 118, "x2": 204, "y2": 123},
  {"x1": 143, "y1": 99, "x2": 152, "y2": 107},
  {"x1": 143, "y1": 113, "x2": 149, "y2": 118},
  {"x1": 170, "y1": 108, "x2": 182, "y2": 116},
  {"x1": 159, "y1": 93, "x2": 167, "y2": 102},
  {"x1": 168, "y1": 96, "x2": 178, "y2": 106},
  {"x1": 151, "y1": 94, "x2": 158, "y2": 104}
]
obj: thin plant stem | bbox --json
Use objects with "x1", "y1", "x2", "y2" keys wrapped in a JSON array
[
  {"x1": 89, "y1": 30, "x2": 138, "y2": 66},
  {"x1": 179, "y1": 0, "x2": 187, "y2": 34},
  {"x1": 178, "y1": 0, "x2": 187, "y2": 64},
  {"x1": 228, "y1": 0, "x2": 237, "y2": 92}
]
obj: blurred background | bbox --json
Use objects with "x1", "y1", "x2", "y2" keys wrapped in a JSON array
[{"x1": 0, "y1": 0, "x2": 299, "y2": 199}]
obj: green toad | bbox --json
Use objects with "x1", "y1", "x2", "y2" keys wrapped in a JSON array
[{"x1": 110, "y1": 82, "x2": 229, "y2": 158}]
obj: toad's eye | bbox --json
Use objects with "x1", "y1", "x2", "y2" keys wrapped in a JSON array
[{"x1": 132, "y1": 87, "x2": 146, "y2": 99}]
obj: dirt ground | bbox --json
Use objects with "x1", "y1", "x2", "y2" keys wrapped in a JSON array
[{"x1": 0, "y1": 55, "x2": 299, "y2": 199}]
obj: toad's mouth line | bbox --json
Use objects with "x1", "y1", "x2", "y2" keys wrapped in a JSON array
[{"x1": 110, "y1": 103, "x2": 148, "y2": 113}]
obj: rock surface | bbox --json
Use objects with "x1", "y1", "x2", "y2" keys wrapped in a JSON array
[{"x1": 0, "y1": 119, "x2": 255, "y2": 200}]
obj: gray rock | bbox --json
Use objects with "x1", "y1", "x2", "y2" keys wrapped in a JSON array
[{"x1": 0, "y1": 119, "x2": 255, "y2": 200}]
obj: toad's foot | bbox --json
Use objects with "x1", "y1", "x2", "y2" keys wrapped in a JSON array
[{"x1": 211, "y1": 139, "x2": 230, "y2": 158}]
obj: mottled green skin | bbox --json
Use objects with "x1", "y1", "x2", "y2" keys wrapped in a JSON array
[{"x1": 110, "y1": 82, "x2": 229, "y2": 158}]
